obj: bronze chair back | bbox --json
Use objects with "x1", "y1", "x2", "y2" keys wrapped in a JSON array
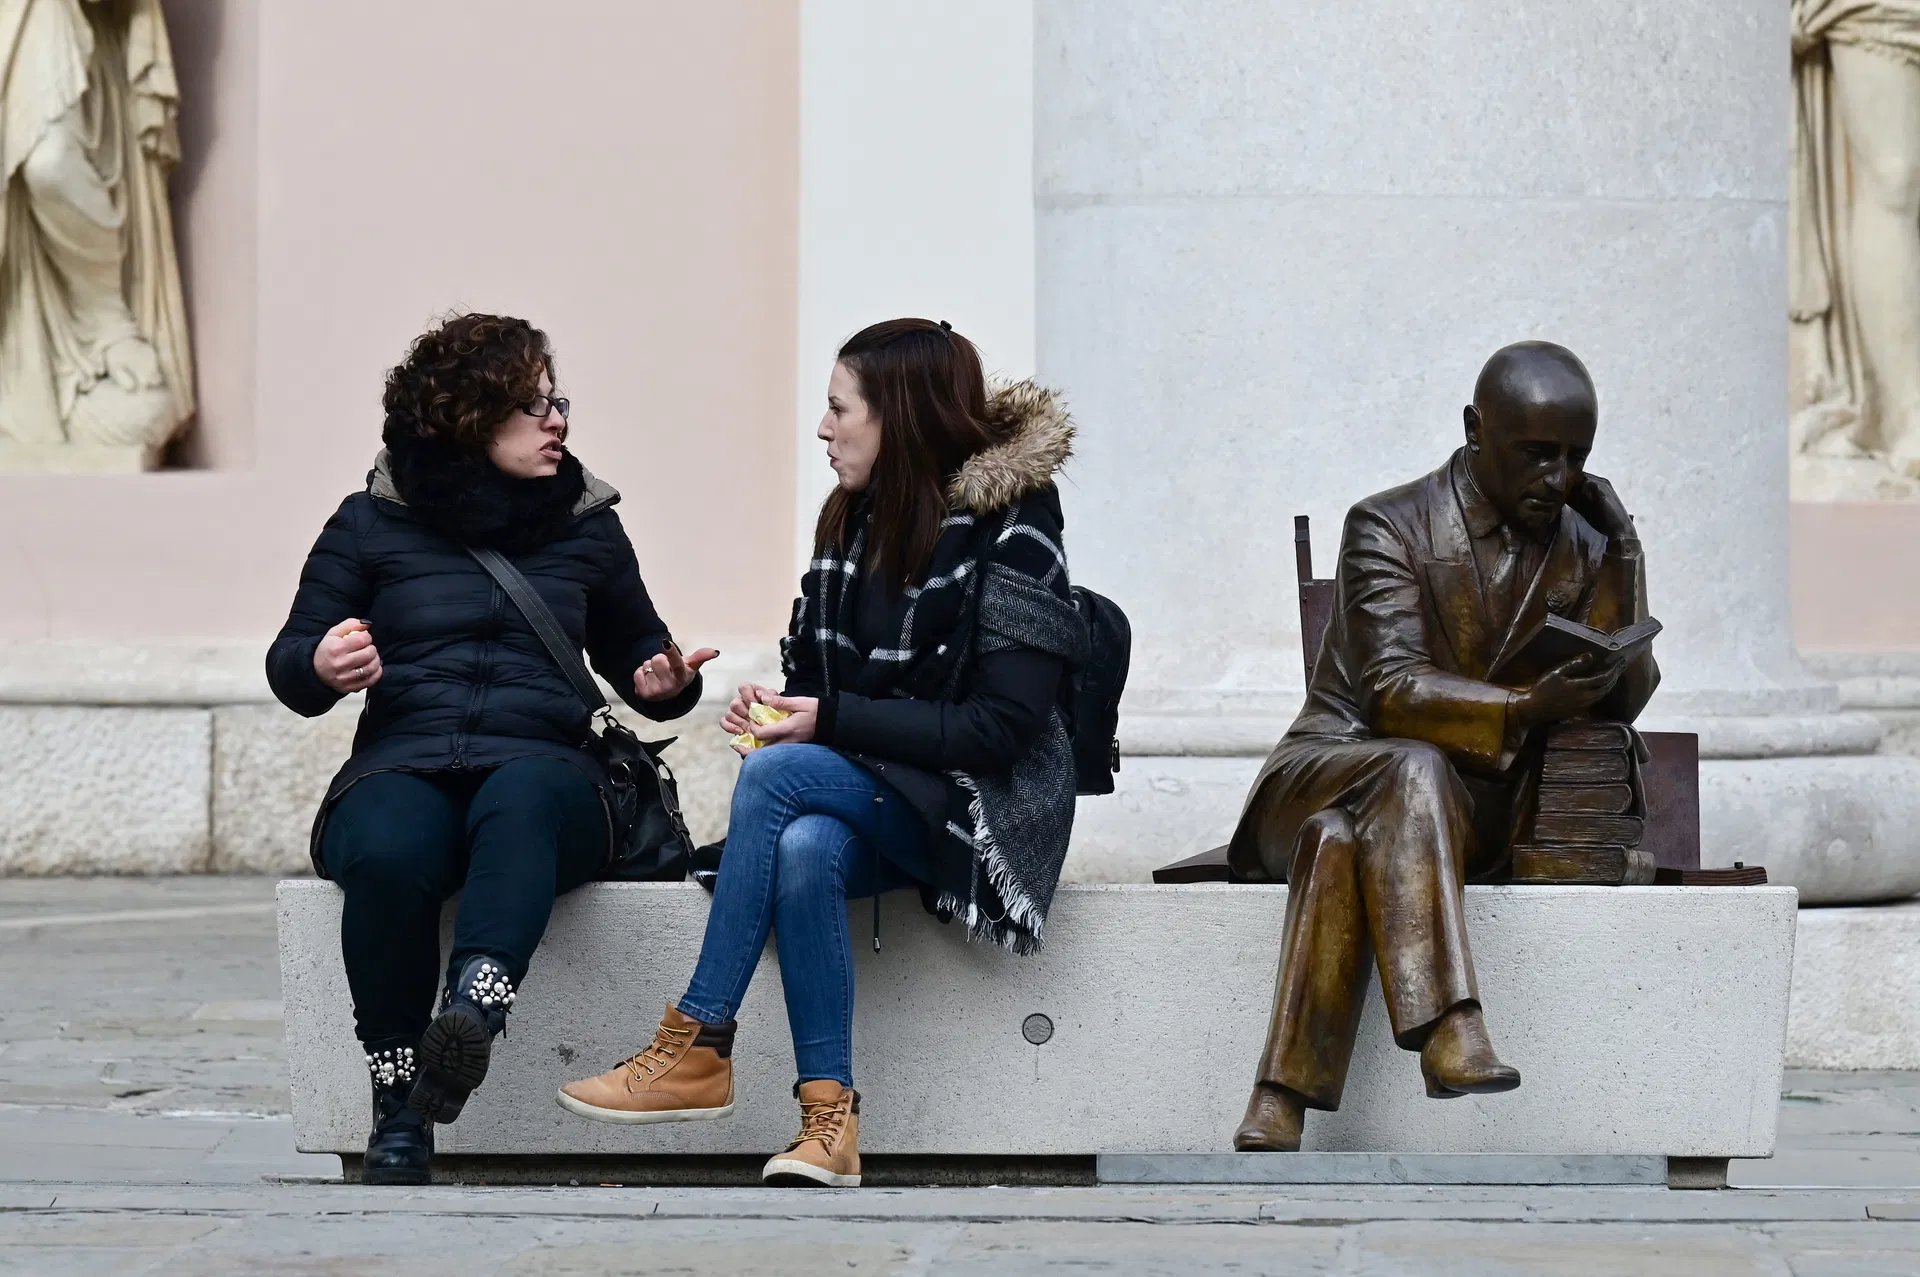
[{"x1": 1294, "y1": 515, "x2": 1337, "y2": 686}]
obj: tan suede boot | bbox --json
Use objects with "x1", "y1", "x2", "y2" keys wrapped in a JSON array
[
  {"x1": 761, "y1": 1080, "x2": 861, "y2": 1187},
  {"x1": 555, "y1": 1004, "x2": 735, "y2": 1124}
]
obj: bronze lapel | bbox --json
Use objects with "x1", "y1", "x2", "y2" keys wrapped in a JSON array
[{"x1": 1421, "y1": 466, "x2": 1491, "y2": 677}]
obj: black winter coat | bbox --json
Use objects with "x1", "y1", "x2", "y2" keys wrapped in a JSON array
[{"x1": 267, "y1": 452, "x2": 701, "y2": 875}]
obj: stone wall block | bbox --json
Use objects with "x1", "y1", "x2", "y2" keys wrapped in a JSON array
[
  {"x1": 0, "y1": 707, "x2": 211, "y2": 874},
  {"x1": 211, "y1": 704, "x2": 359, "y2": 874}
]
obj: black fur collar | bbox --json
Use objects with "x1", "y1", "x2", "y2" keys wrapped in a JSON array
[{"x1": 379, "y1": 429, "x2": 590, "y2": 554}]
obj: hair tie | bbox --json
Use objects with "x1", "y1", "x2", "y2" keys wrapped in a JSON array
[{"x1": 938, "y1": 320, "x2": 952, "y2": 332}]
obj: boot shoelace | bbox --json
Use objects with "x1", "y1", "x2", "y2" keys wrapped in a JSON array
[
  {"x1": 623, "y1": 1021, "x2": 694, "y2": 1081},
  {"x1": 790, "y1": 1096, "x2": 849, "y2": 1151}
]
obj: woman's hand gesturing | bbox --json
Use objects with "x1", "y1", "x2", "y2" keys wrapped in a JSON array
[
  {"x1": 314, "y1": 619, "x2": 383, "y2": 694},
  {"x1": 634, "y1": 641, "x2": 719, "y2": 703}
]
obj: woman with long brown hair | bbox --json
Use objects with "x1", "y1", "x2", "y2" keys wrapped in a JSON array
[{"x1": 559, "y1": 319, "x2": 1086, "y2": 1186}]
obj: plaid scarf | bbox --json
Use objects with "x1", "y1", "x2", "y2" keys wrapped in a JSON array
[{"x1": 783, "y1": 490, "x2": 1087, "y2": 952}]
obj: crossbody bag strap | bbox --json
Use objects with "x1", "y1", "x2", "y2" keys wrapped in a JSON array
[{"x1": 466, "y1": 546, "x2": 611, "y2": 717}]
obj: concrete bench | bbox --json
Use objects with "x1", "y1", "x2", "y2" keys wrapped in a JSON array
[{"x1": 279, "y1": 881, "x2": 1795, "y2": 1182}]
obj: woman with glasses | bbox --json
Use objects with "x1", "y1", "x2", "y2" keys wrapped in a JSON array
[{"x1": 267, "y1": 312, "x2": 716, "y2": 1185}]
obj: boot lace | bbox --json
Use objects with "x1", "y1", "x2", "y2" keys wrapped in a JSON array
[
  {"x1": 622, "y1": 1021, "x2": 694, "y2": 1081},
  {"x1": 789, "y1": 1095, "x2": 849, "y2": 1152}
]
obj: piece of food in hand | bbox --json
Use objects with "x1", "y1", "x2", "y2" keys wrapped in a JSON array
[{"x1": 729, "y1": 702, "x2": 792, "y2": 752}]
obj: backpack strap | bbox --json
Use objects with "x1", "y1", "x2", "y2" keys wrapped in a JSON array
[{"x1": 467, "y1": 546, "x2": 612, "y2": 717}]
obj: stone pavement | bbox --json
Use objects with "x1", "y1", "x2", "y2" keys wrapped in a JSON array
[{"x1": 5, "y1": 878, "x2": 1920, "y2": 1274}]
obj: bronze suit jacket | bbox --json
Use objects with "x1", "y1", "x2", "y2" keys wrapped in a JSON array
[{"x1": 1227, "y1": 450, "x2": 1660, "y2": 878}]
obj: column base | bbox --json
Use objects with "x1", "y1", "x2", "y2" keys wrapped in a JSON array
[{"x1": 1701, "y1": 753, "x2": 1920, "y2": 904}]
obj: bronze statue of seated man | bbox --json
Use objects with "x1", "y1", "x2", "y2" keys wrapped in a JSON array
[{"x1": 1228, "y1": 341, "x2": 1660, "y2": 1152}]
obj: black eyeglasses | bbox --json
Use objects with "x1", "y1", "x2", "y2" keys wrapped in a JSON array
[{"x1": 523, "y1": 394, "x2": 570, "y2": 420}]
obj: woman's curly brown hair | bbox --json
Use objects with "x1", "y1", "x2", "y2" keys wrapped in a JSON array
[{"x1": 382, "y1": 313, "x2": 553, "y2": 452}]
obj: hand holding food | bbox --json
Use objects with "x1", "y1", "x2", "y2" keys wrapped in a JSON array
[{"x1": 729, "y1": 701, "x2": 792, "y2": 753}]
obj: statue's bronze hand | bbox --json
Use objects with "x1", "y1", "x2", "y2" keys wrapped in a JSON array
[
  {"x1": 1513, "y1": 653, "x2": 1627, "y2": 728},
  {"x1": 1568, "y1": 473, "x2": 1635, "y2": 543}
]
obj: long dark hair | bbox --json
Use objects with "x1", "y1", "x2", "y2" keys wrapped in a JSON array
[{"x1": 815, "y1": 318, "x2": 1005, "y2": 591}]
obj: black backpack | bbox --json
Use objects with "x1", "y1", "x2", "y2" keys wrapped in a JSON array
[
  {"x1": 959, "y1": 519, "x2": 1130, "y2": 797},
  {"x1": 1065, "y1": 585, "x2": 1130, "y2": 795}
]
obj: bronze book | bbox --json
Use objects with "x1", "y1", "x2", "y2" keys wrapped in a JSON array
[
  {"x1": 1540, "y1": 750, "x2": 1631, "y2": 784},
  {"x1": 1652, "y1": 866, "x2": 1769, "y2": 886},
  {"x1": 1534, "y1": 783, "x2": 1635, "y2": 816},
  {"x1": 1544, "y1": 720, "x2": 1635, "y2": 752},
  {"x1": 1490, "y1": 615, "x2": 1662, "y2": 690},
  {"x1": 1531, "y1": 813, "x2": 1644, "y2": 846},
  {"x1": 1510, "y1": 844, "x2": 1653, "y2": 885}
]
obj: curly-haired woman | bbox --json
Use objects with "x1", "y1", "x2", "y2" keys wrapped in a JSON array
[
  {"x1": 558, "y1": 319, "x2": 1085, "y2": 1187},
  {"x1": 267, "y1": 313, "x2": 716, "y2": 1185}
]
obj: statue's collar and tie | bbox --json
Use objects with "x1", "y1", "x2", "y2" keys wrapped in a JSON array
[
  {"x1": 1453, "y1": 454, "x2": 1520, "y2": 544},
  {"x1": 1450, "y1": 452, "x2": 1542, "y2": 632}
]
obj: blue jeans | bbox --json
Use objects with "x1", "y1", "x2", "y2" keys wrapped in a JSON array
[{"x1": 678, "y1": 744, "x2": 933, "y2": 1086}]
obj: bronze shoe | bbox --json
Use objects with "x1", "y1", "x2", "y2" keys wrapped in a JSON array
[
  {"x1": 1419, "y1": 1003, "x2": 1521, "y2": 1099},
  {"x1": 1232, "y1": 1083, "x2": 1305, "y2": 1152}
]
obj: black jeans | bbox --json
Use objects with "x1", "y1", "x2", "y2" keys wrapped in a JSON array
[{"x1": 321, "y1": 756, "x2": 607, "y2": 1049}]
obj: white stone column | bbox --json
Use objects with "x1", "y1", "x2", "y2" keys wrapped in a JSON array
[{"x1": 1038, "y1": 0, "x2": 1920, "y2": 901}]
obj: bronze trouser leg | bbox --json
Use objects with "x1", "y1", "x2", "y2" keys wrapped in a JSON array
[
  {"x1": 1252, "y1": 810, "x2": 1369, "y2": 1110},
  {"x1": 1251, "y1": 739, "x2": 1484, "y2": 1107}
]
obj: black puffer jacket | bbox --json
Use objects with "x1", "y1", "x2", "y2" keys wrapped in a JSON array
[{"x1": 267, "y1": 445, "x2": 701, "y2": 875}]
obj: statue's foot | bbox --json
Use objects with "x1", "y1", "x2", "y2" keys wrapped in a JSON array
[
  {"x1": 1419, "y1": 1003, "x2": 1521, "y2": 1099},
  {"x1": 1232, "y1": 1083, "x2": 1304, "y2": 1152}
]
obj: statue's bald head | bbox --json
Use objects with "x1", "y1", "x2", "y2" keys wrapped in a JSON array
[
  {"x1": 1464, "y1": 341, "x2": 1599, "y2": 539},
  {"x1": 1473, "y1": 341, "x2": 1596, "y2": 422}
]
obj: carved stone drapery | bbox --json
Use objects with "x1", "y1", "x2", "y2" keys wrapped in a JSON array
[
  {"x1": 1790, "y1": 0, "x2": 1920, "y2": 499},
  {"x1": 0, "y1": 0, "x2": 195, "y2": 472}
]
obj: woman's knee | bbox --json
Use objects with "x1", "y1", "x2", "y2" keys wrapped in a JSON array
[
  {"x1": 322, "y1": 775, "x2": 460, "y2": 892},
  {"x1": 734, "y1": 744, "x2": 839, "y2": 807},
  {"x1": 326, "y1": 824, "x2": 459, "y2": 898},
  {"x1": 773, "y1": 813, "x2": 855, "y2": 902}
]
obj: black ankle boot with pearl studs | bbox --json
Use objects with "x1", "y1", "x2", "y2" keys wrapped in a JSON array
[
  {"x1": 408, "y1": 955, "x2": 517, "y2": 1124},
  {"x1": 362, "y1": 1043, "x2": 432, "y2": 1184}
]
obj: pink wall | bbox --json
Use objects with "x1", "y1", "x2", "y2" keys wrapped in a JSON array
[
  {"x1": 0, "y1": 1, "x2": 799, "y2": 647},
  {"x1": 1793, "y1": 503, "x2": 1920, "y2": 652}
]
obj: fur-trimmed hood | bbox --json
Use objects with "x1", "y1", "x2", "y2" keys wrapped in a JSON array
[{"x1": 949, "y1": 380, "x2": 1073, "y2": 515}]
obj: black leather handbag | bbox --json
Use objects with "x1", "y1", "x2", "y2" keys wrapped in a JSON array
[{"x1": 467, "y1": 547, "x2": 696, "y2": 882}]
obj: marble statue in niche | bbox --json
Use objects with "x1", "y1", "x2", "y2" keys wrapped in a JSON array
[
  {"x1": 1791, "y1": 1, "x2": 1920, "y2": 499},
  {"x1": 0, "y1": 0, "x2": 195, "y2": 472}
]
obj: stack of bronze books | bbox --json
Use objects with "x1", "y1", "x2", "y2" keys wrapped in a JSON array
[{"x1": 1509, "y1": 720, "x2": 1656, "y2": 885}]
